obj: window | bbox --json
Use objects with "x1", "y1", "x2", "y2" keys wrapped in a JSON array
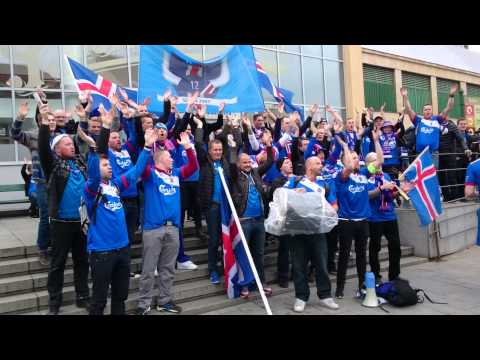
[
  {"x1": 467, "y1": 83, "x2": 480, "y2": 98},
  {"x1": 63, "y1": 45, "x2": 84, "y2": 91},
  {"x1": 303, "y1": 57, "x2": 324, "y2": 105},
  {"x1": 325, "y1": 60, "x2": 344, "y2": 108},
  {"x1": 12, "y1": 45, "x2": 61, "y2": 89},
  {"x1": 437, "y1": 78, "x2": 463, "y2": 119},
  {"x1": 278, "y1": 53, "x2": 303, "y2": 104},
  {"x1": 402, "y1": 72, "x2": 431, "y2": 114},
  {"x1": 0, "y1": 46, "x2": 11, "y2": 88},
  {"x1": 323, "y1": 45, "x2": 342, "y2": 60},
  {"x1": 86, "y1": 45, "x2": 129, "y2": 87},
  {"x1": 0, "y1": 90, "x2": 14, "y2": 161},
  {"x1": 278, "y1": 45, "x2": 300, "y2": 53},
  {"x1": 302, "y1": 45, "x2": 322, "y2": 57},
  {"x1": 363, "y1": 64, "x2": 396, "y2": 112}
]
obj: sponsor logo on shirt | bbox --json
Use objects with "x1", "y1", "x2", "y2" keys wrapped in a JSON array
[
  {"x1": 420, "y1": 127, "x2": 434, "y2": 135},
  {"x1": 348, "y1": 184, "x2": 365, "y2": 194},
  {"x1": 158, "y1": 184, "x2": 177, "y2": 196},
  {"x1": 103, "y1": 201, "x2": 123, "y2": 212},
  {"x1": 116, "y1": 157, "x2": 132, "y2": 168}
]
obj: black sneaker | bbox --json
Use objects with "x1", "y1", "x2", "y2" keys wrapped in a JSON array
[
  {"x1": 134, "y1": 306, "x2": 151, "y2": 315},
  {"x1": 76, "y1": 298, "x2": 90, "y2": 310},
  {"x1": 278, "y1": 280, "x2": 289, "y2": 289},
  {"x1": 156, "y1": 302, "x2": 182, "y2": 314},
  {"x1": 335, "y1": 289, "x2": 344, "y2": 299}
]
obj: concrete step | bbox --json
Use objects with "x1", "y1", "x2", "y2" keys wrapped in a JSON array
[
  {"x1": 1, "y1": 246, "x2": 416, "y2": 314},
  {"x1": 24, "y1": 255, "x2": 428, "y2": 315}
]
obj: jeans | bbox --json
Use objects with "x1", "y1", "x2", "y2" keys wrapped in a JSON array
[
  {"x1": 289, "y1": 233, "x2": 331, "y2": 301},
  {"x1": 47, "y1": 220, "x2": 89, "y2": 310},
  {"x1": 206, "y1": 203, "x2": 222, "y2": 275},
  {"x1": 327, "y1": 225, "x2": 339, "y2": 271},
  {"x1": 138, "y1": 226, "x2": 179, "y2": 309},
  {"x1": 239, "y1": 217, "x2": 266, "y2": 283},
  {"x1": 277, "y1": 235, "x2": 291, "y2": 282},
  {"x1": 369, "y1": 220, "x2": 401, "y2": 281},
  {"x1": 438, "y1": 153, "x2": 458, "y2": 201},
  {"x1": 122, "y1": 197, "x2": 139, "y2": 245},
  {"x1": 336, "y1": 220, "x2": 369, "y2": 292},
  {"x1": 36, "y1": 182, "x2": 50, "y2": 251},
  {"x1": 89, "y1": 246, "x2": 130, "y2": 315}
]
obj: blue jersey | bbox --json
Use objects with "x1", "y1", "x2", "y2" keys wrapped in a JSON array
[
  {"x1": 335, "y1": 170, "x2": 371, "y2": 220},
  {"x1": 284, "y1": 176, "x2": 337, "y2": 206},
  {"x1": 465, "y1": 159, "x2": 480, "y2": 188},
  {"x1": 365, "y1": 171, "x2": 397, "y2": 222},
  {"x1": 142, "y1": 148, "x2": 198, "y2": 230},
  {"x1": 84, "y1": 148, "x2": 151, "y2": 252},
  {"x1": 108, "y1": 147, "x2": 138, "y2": 198},
  {"x1": 379, "y1": 133, "x2": 400, "y2": 166},
  {"x1": 413, "y1": 115, "x2": 443, "y2": 153},
  {"x1": 58, "y1": 161, "x2": 85, "y2": 220}
]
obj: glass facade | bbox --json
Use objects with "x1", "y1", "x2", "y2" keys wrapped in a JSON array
[{"x1": 0, "y1": 45, "x2": 345, "y2": 164}]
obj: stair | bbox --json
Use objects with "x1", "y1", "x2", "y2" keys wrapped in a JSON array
[{"x1": 0, "y1": 220, "x2": 428, "y2": 315}]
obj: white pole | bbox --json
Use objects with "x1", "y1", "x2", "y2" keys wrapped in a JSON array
[{"x1": 217, "y1": 167, "x2": 273, "y2": 315}]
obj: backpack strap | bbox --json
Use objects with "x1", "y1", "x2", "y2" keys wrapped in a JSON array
[
  {"x1": 90, "y1": 187, "x2": 104, "y2": 225},
  {"x1": 293, "y1": 176, "x2": 303, "y2": 188},
  {"x1": 416, "y1": 289, "x2": 448, "y2": 305}
]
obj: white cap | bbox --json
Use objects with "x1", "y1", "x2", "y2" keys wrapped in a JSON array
[{"x1": 50, "y1": 134, "x2": 70, "y2": 151}]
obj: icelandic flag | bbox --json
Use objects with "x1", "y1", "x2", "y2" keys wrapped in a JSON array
[
  {"x1": 403, "y1": 147, "x2": 443, "y2": 226},
  {"x1": 64, "y1": 56, "x2": 137, "y2": 111},
  {"x1": 255, "y1": 61, "x2": 304, "y2": 121},
  {"x1": 138, "y1": 45, "x2": 265, "y2": 114},
  {"x1": 219, "y1": 189, "x2": 255, "y2": 299}
]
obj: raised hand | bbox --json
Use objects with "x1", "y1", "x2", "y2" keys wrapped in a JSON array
[
  {"x1": 109, "y1": 94, "x2": 120, "y2": 109},
  {"x1": 178, "y1": 131, "x2": 192, "y2": 149},
  {"x1": 162, "y1": 89, "x2": 172, "y2": 102},
  {"x1": 17, "y1": 101, "x2": 29, "y2": 120},
  {"x1": 74, "y1": 104, "x2": 87, "y2": 120},
  {"x1": 117, "y1": 101, "x2": 131, "y2": 118},
  {"x1": 35, "y1": 87, "x2": 47, "y2": 102},
  {"x1": 39, "y1": 103, "x2": 50, "y2": 125},
  {"x1": 227, "y1": 134, "x2": 236, "y2": 148},
  {"x1": 449, "y1": 83, "x2": 458, "y2": 96},
  {"x1": 196, "y1": 103, "x2": 206, "y2": 119},
  {"x1": 333, "y1": 121, "x2": 343, "y2": 133},
  {"x1": 263, "y1": 129, "x2": 272, "y2": 146},
  {"x1": 144, "y1": 128, "x2": 157, "y2": 147},
  {"x1": 119, "y1": 88, "x2": 129, "y2": 102},
  {"x1": 335, "y1": 135, "x2": 347, "y2": 149},
  {"x1": 380, "y1": 102, "x2": 386, "y2": 112},
  {"x1": 310, "y1": 104, "x2": 319, "y2": 115},
  {"x1": 186, "y1": 91, "x2": 199, "y2": 112},
  {"x1": 278, "y1": 101, "x2": 285, "y2": 114},
  {"x1": 143, "y1": 97, "x2": 151, "y2": 106},
  {"x1": 381, "y1": 181, "x2": 396, "y2": 191},
  {"x1": 218, "y1": 102, "x2": 225, "y2": 114},
  {"x1": 170, "y1": 96, "x2": 177, "y2": 110},
  {"x1": 400, "y1": 87, "x2": 408, "y2": 97},
  {"x1": 325, "y1": 104, "x2": 334, "y2": 114},
  {"x1": 98, "y1": 103, "x2": 114, "y2": 128},
  {"x1": 77, "y1": 127, "x2": 96, "y2": 148},
  {"x1": 193, "y1": 115, "x2": 203, "y2": 128},
  {"x1": 242, "y1": 115, "x2": 251, "y2": 129}
]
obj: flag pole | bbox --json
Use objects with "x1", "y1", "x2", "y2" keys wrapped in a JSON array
[
  {"x1": 217, "y1": 167, "x2": 273, "y2": 315},
  {"x1": 398, "y1": 146, "x2": 431, "y2": 182}
]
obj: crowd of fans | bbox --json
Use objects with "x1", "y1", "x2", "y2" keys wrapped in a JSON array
[{"x1": 9, "y1": 82, "x2": 479, "y2": 315}]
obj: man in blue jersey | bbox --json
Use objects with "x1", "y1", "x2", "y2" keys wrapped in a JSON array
[
  {"x1": 364, "y1": 149, "x2": 402, "y2": 283},
  {"x1": 335, "y1": 129, "x2": 382, "y2": 299},
  {"x1": 135, "y1": 132, "x2": 199, "y2": 315},
  {"x1": 401, "y1": 84, "x2": 458, "y2": 168},
  {"x1": 283, "y1": 156, "x2": 339, "y2": 312},
  {"x1": 84, "y1": 111, "x2": 156, "y2": 315},
  {"x1": 465, "y1": 159, "x2": 480, "y2": 245}
]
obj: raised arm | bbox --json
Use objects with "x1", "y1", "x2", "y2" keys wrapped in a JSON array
[
  {"x1": 38, "y1": 103, "x2": 54, "y2": 179},
  {"x1": 372, "y1": 127, "x2": 384, "y2": 166},
  {"x1": 440, "y1": 84, "x2": 458, "y2": 119},
  {"x1": 338, "y1": 136, "x2": 353, "y2": 180},
  {"x1": 193, "y1": 118, "x2": 207, "y2": 165},
  {"x1": 10, "y1": 101, "x2": 32, "y2": 146},
  {"x1": 178, "y1": 132, "x2": 199, "y2": 180},
  {"x1": 257, "y1": 131, "x2": 273, "y2": 176},
  {"x1": 400, "y1": 87, "x2": 417, "y2": 124}
]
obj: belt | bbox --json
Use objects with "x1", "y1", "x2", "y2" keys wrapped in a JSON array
[
  {"x1": 91, "y1": 246, "x2": 129, "y2": 255},
  {"x1": 163, "y1": 221, "x2": 176, "y2": 227},
  {"x1": 51, "y1": 218, "x2": 80, "y2": 223},
  {"x1": 121, "y1": 197, "x2": 137, "y2": 204}
]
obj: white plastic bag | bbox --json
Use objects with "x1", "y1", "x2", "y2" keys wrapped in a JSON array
[{"x1": 264, "y1": 188, "x2": 338, "y2": 236}]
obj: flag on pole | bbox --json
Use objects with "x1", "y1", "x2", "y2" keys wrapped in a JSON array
[
  {"x1": 402, "y1": 147, "x2": 443, "y2": 226},
  {"x1": 219, "y1": 189, "x2": 255, "y2": 299},
  {"x1": 255, "y1": 61, "x2": 304, "y2": 121},
  {"x1": 64, "y1": 56, "x2": 137, "y2": 111}
]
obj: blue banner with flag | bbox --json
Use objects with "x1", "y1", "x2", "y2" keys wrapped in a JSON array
[
  {"x1": 138, "y1": 45, "x2": 265, "y2": 114},
  {"x1": 64, "y1": 56, "x2": 137, "y2": 111},
  {"x1": 255, "y1": 61, "x2": 304, "y2": 121},
  {"x1": 403, "y1": 147, "x2": 443, "y2": 226}
]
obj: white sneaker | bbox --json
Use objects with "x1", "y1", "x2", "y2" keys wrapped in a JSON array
[
  {"x1": 319, "y1": 297, "x2": 339, "y2": 310},
  {"x1": 177, "y1": 260, "x2": 198, "y2": 270},
  {"x1": 293, "y1": 298, "x2": 306, "y2": 312},
  {"x1": 154, "y1": 269, "x2": 158, "y2": 277}
]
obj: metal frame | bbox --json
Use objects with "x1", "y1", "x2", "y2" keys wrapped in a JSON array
[{"x1": 0, "y1": 44, "x2": 346, "y2": 165}]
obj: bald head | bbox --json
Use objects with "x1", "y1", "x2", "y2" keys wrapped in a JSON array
[
  {"x1": 237, "y1": 153, "x2": 252, "y2": 173},
  {"x1": 305, "y1": 156, "x2": 322, "y2": 177},
  {"x1": 54, "y1": 109, "x2": 68, "y2": 127}
]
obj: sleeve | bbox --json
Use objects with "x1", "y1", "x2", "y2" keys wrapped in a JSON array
[
  {"x1": 21, "y1": 164, "x2": 28, "y2": 183},
  {"x1": 325, "y1": 136, "x2": 342, "y2": 167},
  {"x1": 248, "y1": 132, "x2": 260, "y2": 152},
  {"x1": 451, "y1": 124, "x2": 467, "y2": 151},
  {"x1": 114, "y1": 147, "x2": 152, "y2": 192},
  {"x1": 326, "y1": 180, "x2": 337, "y2": 206},
  {"x1": 205, "y1": 113, "x2": 224, "y2": 140},
  {"x1": 85, "y1": 150, "x2": 101, "y2": 199},
  {"x1": 412, "y1": 115, "x2": 420, "y2": 127},
  {"x1": 38, "y1": 124, "x2": 54, "y2": 180},
  {"x1": 165, "y1": 112, "x2": 176, "y2": 132},
  {"x1": 10, "y1": 119, "x2": 31, "y2": 147},
  {"x1": 273, "y1": 117, "x2": 282, "y2": 143},
  {"x1": 465, "y1": 164, "x2": 476, "y2": 186},
  {"x1": 179, "y1": 148, "x2": 199, "y2": 180},
  {"x1": 304, "y1": 138, "x2": 316, "y2": 161},
  {"x1": 283, "y1": 176, "x2": 295, "y2": 189},
  {"x1": 299, "y1": 116, "x2": 312, "y2": 137},
  {"x1": 277, "y1": 132, "x2": 292, "y2": 148},
  {"x1": 194, "y1": 127, "x2": 207, "y2": 165},
  {"x1": 258, "y1": 145, "x2": 274, "y2": 177},
  {"x1": 96, "y1": 126, "x2": 110, "y2": 156}
]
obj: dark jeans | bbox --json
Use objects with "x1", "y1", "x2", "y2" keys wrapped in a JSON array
[
  {"x1": 327, "y1": 225, "x2": 339, "y2": 271},
  {"x1": 36, "y1": 182, "x2": 50, "y2": 251},
  {"x1": 240, "y1": 217, "x2": 266, "y2": 284},
  {"x1": 122, "y1": 197, "x2": 139, "y2": 245},
  {"x1": 456, "y1": 156, "x2": 468, "y2": 200},
  {"x1": 289, "y1": 233, "x2": 331, "y2": 301},
  {"x1": 277, "y1": 235, "x2": 291, "y2": 282},
  {"x1": 337, "y1": 220, "x2": 369, "y2": 292},
  {"x1": 439, "y1": 153, "x2": 457, "y2": 201},
  {"x1": 369, "y1": 220, "x2": 401, "y2": 281},
  {"x1": 47, "y1": 220, "x2": 89, "y2": 310},
  {"x1": 89, "y1": 246, "x2": 130, "y2": 315},
  {"x1": 206, "y1": 203, "x2": 222, "y2": 274}
]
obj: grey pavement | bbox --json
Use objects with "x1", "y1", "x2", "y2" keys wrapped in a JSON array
[{"x1": 203, "y1": 246, "x2": 480, "y2": 315}]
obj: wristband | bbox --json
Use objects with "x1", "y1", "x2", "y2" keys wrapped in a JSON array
[
  {"x1": 449, "y1": 94, "x2": 455, "y2": 98},
  {"x1": 144, "y1": 146, "x2": 152, "y2": 151}
]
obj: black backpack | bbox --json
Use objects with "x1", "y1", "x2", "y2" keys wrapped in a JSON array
[{"x1": 376, "y1": 278, "x2": 447, "y2": 307}]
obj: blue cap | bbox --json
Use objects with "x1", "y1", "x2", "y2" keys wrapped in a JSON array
[
  {"x1": 90, "y1": 109, "x2": 100, "y2": 118},
  {"x1": 154, "y1": 122, "x2": 167, "y2": 131}
]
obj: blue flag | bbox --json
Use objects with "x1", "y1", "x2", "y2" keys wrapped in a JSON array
[
  {"x1": 403, "y1": 147, "x2": 443, "y2": 226},
  {"x1": 255, "y1": 61, "x2": 304, "y2": 121},
  {"x1": 138, "y1": 45, "x2": 265, "y2": 114}
]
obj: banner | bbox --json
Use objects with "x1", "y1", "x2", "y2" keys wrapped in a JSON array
[
  {"x1": 466, "y1": 97, "x2": 480, "y2": 129},
  {"x1": 138, "y1": 45, "x2": 265, "y2": 114}
]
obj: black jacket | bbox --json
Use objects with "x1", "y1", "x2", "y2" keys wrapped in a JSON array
[
  {"x1": 439, "y1": 120, "x2": 467, "y2": 153},
  {"x1": 231, "y1": 145, "x2": 273, "y2": 217},
  {"x1": 195, "y1": 127, "x2": 234, "y2": 212},
  {"x1": 21, "y1": 164, "x2": 31, "y2": 196},
  {"x1": 38, "y1": 124, "x2": 87, "y2": 219}
]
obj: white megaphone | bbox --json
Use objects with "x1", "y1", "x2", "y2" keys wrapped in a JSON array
[{"x1": 362, "y1": 272, "x2": 379, "y2": 308}]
